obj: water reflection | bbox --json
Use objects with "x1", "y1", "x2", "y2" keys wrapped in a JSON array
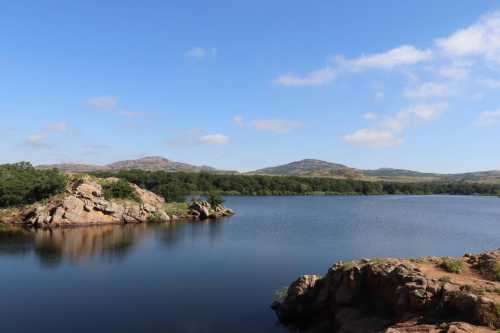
[{"x1": 0, "y1": 222, "x2": 224, "y2": 267}]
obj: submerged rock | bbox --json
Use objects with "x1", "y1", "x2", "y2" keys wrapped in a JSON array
[{"x1": 271, "y1": 250, "x2": 500, "y2": 332}]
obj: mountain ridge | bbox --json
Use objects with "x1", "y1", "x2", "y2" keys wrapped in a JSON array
[{"x1": 37, "y1": 157, "x2": 500, "y2": 183}]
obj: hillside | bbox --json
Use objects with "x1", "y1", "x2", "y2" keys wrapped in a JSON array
[
  {"x1": 250, "y1": 159, "x2": 500, "y2": 183},
  {"x1": 250, "y1": 159, "x2": 362, "y2": 178},
  {"x1": 37, "y1": 156, "x2": 227, "y2": 174}
]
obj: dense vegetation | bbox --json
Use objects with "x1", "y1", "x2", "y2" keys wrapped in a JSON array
[
  {"x1": 102, "y1": 179, "x2": 141, "y2": 202},
  {"x1": 93, "y1": 169, "x2": 500, "y2": 202},
  {"x1": 0, "y1": 162, "x2": 67, "y2": 208}
]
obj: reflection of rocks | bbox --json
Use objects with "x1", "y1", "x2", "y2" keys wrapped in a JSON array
[
  {"x1": 188, "y1": 200, "x2": 234, "y2": 220},
  {"x1": 272, "y1": 250, "x2": 500, "y2": 332},
  {"x1": 1, "y1": 178, "x2": 170, "y2": 227}
]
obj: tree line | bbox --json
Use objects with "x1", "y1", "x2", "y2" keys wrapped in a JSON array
[
  {"x1": 93, "y1": 169, "x2": 500, "y2": 202},
  {"x1": 0, "y1": 162, "x2": 67, "y2": 208}
]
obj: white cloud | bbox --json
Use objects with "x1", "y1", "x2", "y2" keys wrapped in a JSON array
[
  {"x1": 349, "y1": 45, "x2": 432, "y2": 70},
  {"x1": 250, "y1": 119, "x2": 303, "y2": 133},
  {"x1": 199, "y1": 134, "x2": 230, "y2": 145},
  {"x1": 363, "y1": 112, "x2": 378, "y2": 120},
  {"x1": 25, "y1": 133, "x2": 48, "y2": 147},
  {"x1": 167, "y1": 129, "x2": 230, "y2": 147},
  {"x1": 343, "y1": 129, "x2": 402, "y2": 148},
  {"x1": 478, "y1": 77, "x2": 500, "y2": 89},
  {"x1": 233, "y1": 115, "x2": 245, "y2": 127},
  {"x1": 437, "y1": 64, "x2": 469, "y2": 79},
  {"x1": 408, "y1": 103, "x2": 448, "y2": 120},
  {"x1": 87, "y1": 96, "x2": 118, "y2": 110},
  {"x1": 274, "y1": 67, "x2": 337, "y2": 86},
  {"x1": 382, "y1": 103, "x2": 448, "y2": 131},
  {"x1": 186, "y1": 47, "x2": 217, "y2": 60},
  {"x1": 274, "y1": 45, "x2": 431, "y2": 87},
  {"x1": 435, "y1": 11, "x2": 500, "y2": 61},
  {"x1": 45, "y1": 122, "x2": 68, "y2": 132},
  {"x1": 403, "y1": 82, "x2": 449, "y2": 99},
  {"x1": 476, "y1": 109, "x2": 500, "y2": 126}
]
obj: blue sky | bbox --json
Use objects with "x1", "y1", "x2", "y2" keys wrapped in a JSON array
[{"x1": 2, "y1": 0, "x2": 500, "y2": 172}]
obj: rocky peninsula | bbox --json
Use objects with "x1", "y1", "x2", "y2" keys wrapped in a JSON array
[
  {"x1": 0, "y1": 176, "x2": 234, "y2": 227},
  {"x1": 272, "y1": 250, "x2": 500, "y2": 332}
]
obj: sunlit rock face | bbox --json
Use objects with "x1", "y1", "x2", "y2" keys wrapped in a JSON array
[
  {"x1": 272, "y1": 250, "x2": 500, "y2": 332},
  {"x1": 0, "y1": 177, "x2": 170, "y2": 226}
]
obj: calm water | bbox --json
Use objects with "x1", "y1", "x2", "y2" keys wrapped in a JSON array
[{"x1": 1, "y1": 195, "x2": 499, "y2": 333}]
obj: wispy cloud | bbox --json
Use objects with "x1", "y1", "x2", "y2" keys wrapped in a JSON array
[
  {"x1": 476, "y1": 109, "x2": 500, "y2": 126},
  {"x1": 435, "y1": 11, "x2": 500, "y2": 60},
  {"x1": 167, "y1": 129, "x2": 230, "y2": 147},
  {"x1": 233, "y1": 116, "x2": 304, "y2": 134},
  {"x1": 250, "y1": 119, "x2": 303, "y2": 133},
  {"x1": 199, "y1": 134, "x2": 230, "y2": 145},
  {"x1": 25, "y1": 133, "x2": 50, "y2": 148},
  {"x1": 403, "y1": 82, "x2": 449, "y2": 99},
  {"x1": 45, "y1": 122, "x2": 68, "y2": 132},
  {"x1": 343, "y1": 129, "x2": 402, "y2": 148},
  {"x1": 345, "y1": 103, "x2": 447, "y2": 148},
  {"x1": 87, "y1": 96, "x2": 118, "y2": 110},
  {"x1": 186, "y1": 47, "x2": 217, "y2": 60},
  {"x1": 275, "y1": 67, "x2": 337, "y2": 87},
  {"x1": 233, "y1": 115, "x2": 245, "y2": 127},
  {"x1": 274, "y1": 45, "x2": 432, "y2": 87}
]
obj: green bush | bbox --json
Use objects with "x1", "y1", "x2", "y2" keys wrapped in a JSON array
[
  {"x1": 494, "y1": 262, "x2": 500, "y2": 281},
  {"x1": 103, "y1": 180, "x2": 140, "y2": 202},
  {"x1": 207, "y1": 191, "x2": 224, "y2": 207},
  {"x1": 440, "y1": 258, "x2": 464, "y2": 274},
  {"x1": 0, "y1": 162, "x2": 67, "y2": 208}
]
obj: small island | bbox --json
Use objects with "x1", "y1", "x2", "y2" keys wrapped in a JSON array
[
  {"x1": 271, "y1": 250, "x2": 500, "y2": 332},
  {"x1": 0, "y1": 163, "x2": 234, "y2": 227}
]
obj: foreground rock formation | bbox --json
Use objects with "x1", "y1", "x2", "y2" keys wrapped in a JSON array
[
  {"x1": 272, "y1": 250, "x2": 500, "y2": 332},
  {"x1": 0, "y1": 177, "x2": 234, "y2": 226}
]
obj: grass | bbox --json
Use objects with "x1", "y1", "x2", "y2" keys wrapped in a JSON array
[
  {"x1": 493, "y1": 262, "x2": 500, "y2": 282},
  {"x1": 440, "y1": 257, "x2": 464, "y2": 274},
  {"x1": 438, "y1": 276, "x2": 452, "y2": 283},
  {"x1": 164, "y1": 202, "x2": 189, "y2": 216},
  {"x1": 341, "y1": 261, "x2": 358, "y2": 271},
  {"x1": 273, "y1": 287, "x2": 288, "y2": 302}
]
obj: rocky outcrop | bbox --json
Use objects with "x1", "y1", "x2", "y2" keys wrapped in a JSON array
[
  {"x1": 0, "y1": 178, "x2": 170, "y2": 226},
  {"x1": 271, "y1": 251, "x2": 500, "y2": 332},
  {"x1": 0, "y1": 177, "x2": 236, "y2": 227},
  {"x1": 188, "y1": 200, "x2": 234, "y2": 220}
]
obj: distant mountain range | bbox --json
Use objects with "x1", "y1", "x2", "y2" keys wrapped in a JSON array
[
  {"x1": 249, "y1": 159, "x2": 500, "y2": 183},
  {"x1": 37, "y1": 157, "x2": 500, "y2": 183},
  {"x1": 37, "y1": 156, "x2": 227, "y2": 174}
]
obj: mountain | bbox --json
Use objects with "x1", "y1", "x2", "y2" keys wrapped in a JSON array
[
  {"x1": 250, "y1": 159, "x2": 362, "y2": 178},
  {"x1": 250, "y1": 159, "x2": 500, "y2": 183},
  {"x1": 37, "y1": 156, "x2": 228, "y2": 174}
]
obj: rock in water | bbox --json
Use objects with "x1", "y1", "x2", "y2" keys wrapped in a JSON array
[{"x1": 271, "y1": 250, "x2": 500, "y2": 332}]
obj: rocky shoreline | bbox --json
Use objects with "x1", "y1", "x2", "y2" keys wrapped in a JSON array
[
  {"x1": 0, "y1": 177, "x2": 234, "y2": 227},
  {"x1": 271, "y1": 250, "x2": 500, "y2": 332}
]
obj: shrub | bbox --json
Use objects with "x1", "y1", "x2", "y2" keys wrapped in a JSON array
[
  {"x1": 207, "y1": 191, "x2": 224, "y2": 207},
  {"x1": 440, "y1": 258, "x2": 464, "y2": 274},
  {"x1": 103, "y1": 180, "x2": 140, "y2": 202},
  {"x1": 0, "y1": 162, "x2": 67, "y2": 208},
  {"x1": 273, "y1": 287, "x2": 288, "y2": 302},
  {"x1": 493, "y1": 262, "x2": 500, "y2": 281}
]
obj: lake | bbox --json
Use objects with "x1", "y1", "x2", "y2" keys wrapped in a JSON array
[{"x1": 1, "y1": 195, "x2": 499, "y2": 333}]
